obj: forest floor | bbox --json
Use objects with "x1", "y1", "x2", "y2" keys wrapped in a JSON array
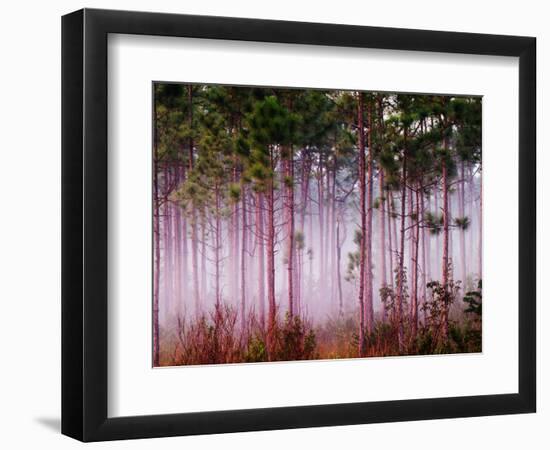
[{"x1": 158, "y1": 303, "x2": 481, "y2": 367}]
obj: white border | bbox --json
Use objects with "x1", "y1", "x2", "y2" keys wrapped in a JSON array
[{"x1": 107, "y1": 34, "x2": 519, "y2": 417}]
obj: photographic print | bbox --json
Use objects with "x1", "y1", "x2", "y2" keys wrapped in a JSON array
[{"x1": 153, "y1": 84, "x2": 482, "y2": 367}]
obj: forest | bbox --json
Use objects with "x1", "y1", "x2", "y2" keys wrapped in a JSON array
[{"x1": 153, "y1": 83, "x2": 482, "y2": 367}]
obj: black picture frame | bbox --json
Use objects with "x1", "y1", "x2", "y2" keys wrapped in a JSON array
[{"x1": 62, "y1": 8, "x2": 536, "y2": 442}]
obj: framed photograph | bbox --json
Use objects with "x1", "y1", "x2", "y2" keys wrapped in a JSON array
[{"x1": 62, "y1": 8, "x2": 536, "y2": 441}]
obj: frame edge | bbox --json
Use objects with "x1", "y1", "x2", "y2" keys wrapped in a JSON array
[{"x1": 61, "y1": 8, "x2": 85, "y2": 442}]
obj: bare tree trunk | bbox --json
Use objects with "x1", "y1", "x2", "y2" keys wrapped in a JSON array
[
  {"x1": 241, "y1": 185, "x2": 247, "y2": 330},
  {"x1": 232, "y1": 162, "x2": 240, "y2": 305},
  {"x1": 173, "y1": 165, "x2": 182, "y2": 316},
  {"x1": 448, "y1": 186, "x2": 454, "y2": 283},
  {"x1": 330, "y1": 161, "x2": 337, "y2": 309},
  {"x1": 317, "y1": 155, "x2": 325, "y2": 301},
  {"x1": 286, "y1": 146, "x2": 295, "y2": 317},
  {"x1": 434, "y1": 185, "x2": 440, "y2": 281},
  {"x1": 379, "y1": 170, "x2": 388, "y2": 320},
  {"x1": 441, "y1": 136, "x2": 450, "y2": 341},
  {"x1": 411, "y1": 186, "x2": 420, "y2": 340},
  {"x1": 267, "y1": 147, "x2": 276, "y2": 356},
  {"x1": 426, "y1": 193, "x2": 432, "y2": 283},
  {"x1": 468, "y1": 165, "x2": 474, "y2": 278},
  {"x1": 357, "y1": 92, "x2": 367, "y2": 357},
  {"x1": 187, "y1": 85, "x2": 200, "y2": 313},
  {"x1": 200, "y1": 214, "x2": 207, "y2": 304},
  {"x1": 336, "y1": 217, "x2": 344, "y2": 316},
  {"x1": 180, "y1": 164, "x2": 189, "y2": 311},
  {"x1": 191, "y1": 217, "x2": 199, "y2": 313},
  {"x1": 299, "y1": 153, "x2": 311, "y2": 235},
  {"x1": 297, "y1": 153, "x2": 311, "y2": 314},
  {"x1": 308, "y1": 191, "x2": 314, "y2": 295},
  {"x1": 478, "y1": 171, "x2": 483, "y2": 279},
  {"x1": 396, "y1": 129, "x2": 408, "y2": 353},
  {"x1": 256, "y1": 192, "x2": 266, "y2": 328},
  {"x1": 421, "y1": 189, "x2": 428, "y2": 324},
  {"x1": 182, "y1": 213, "x2": 188, "y2": 303},
  {"x1": 365, "y1": 102, "x2": 374, "y2": 334},
  {"x1": 163, "y1": 166, "x2": 174, "y2": 318},
  {"x1": 391, "y1": 190, "x2": 399, "y2": 278},
  {"x1": 247, "y1": 198, "x2": 254, "y2": 313},
  {"x1": 459, "y1": 160, "x2": 466, "y2": 286},
  {"x1": 408, "y1": 183, "x2": 414, "y2": 301},
  {"x1": 387, "y1": 190, "x2": 395, "y2": 290},
  {"x1": 214, "y1": 186, "x2": 222, "y2": 308},
  {"x1": 324, "y1": 166, "x2": 330, "y2": 293},
  {"x1": 153, "y1": 96, "x2": 160, "y2": 367}
]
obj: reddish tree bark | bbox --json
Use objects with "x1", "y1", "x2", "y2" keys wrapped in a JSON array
[
  {"x1": 396, "y1": 128, "x2": 408, "y2": 352},
  {"x1": 336, "y1": 215, "x2": 344, "y2": 316},
  {"x1": 266, "y1": 147, "x2": 277, "y2": 356},
  {"x1": 330, "y1": 160, "x2": 337, "y2": 307},
  {"x1": 365, "y1": 102, "x2": 374, "y2": 334},
  {"x1": 421, "y1": 189, "x2": 428, "y2": 324},
  {"x1": 411, "y1": 186, "x2": 420, "y2": 339},
  {"x1": 241, "y1": 185, "x2": 247, "y2": 329},
  {"x1": 426, "y1": 193, "x2": 432, "y2": 283},
  {"x1": 379, "y1": 171, "x2": 388, "y2": 320},
  {"x1": 200, "y1": 214, "x2": 207, "y2": 304},
  {"x1": 441, "y1": 135, "x2": 450, "y2": 340},
  {"x1": 187, "y1": 85, "x2": 200, "y2": 313},
  {"x1": 459, "y1": 160, "x2": 466, "y2": 286},
  {"x1": 256, "y1": 192, "x2": 266, "y2": 328},
  {"x1": 286, "y1": 146, "x2": 295, "y2": 317},
  {"x1": 387, "y1": 190, "x2": 395, "y2": 290},
  {"x1": 214, "y1": 186, "x2": 222, "y2": 308},
  {"x1": 163, "y1": 165, "x2": 173, "y2": 317},
  {"x1": 173, "y1": 165, "x2": 183, "y2": 315},
  {"x1": 434, "y1": 185, "x2": 441, "y2": 281},
  {"x1": 478, "y1": 171, "x2": 482, "y2": 279},
  {"x1": 357, "y1": 92, "x2": 367, "y2": 356},
  {"x1": 153, "y1": 96, "x2": 161, "y2": 367},
  {"x1": 317, "y1": 154, "x2": 325, "y2": 298}
]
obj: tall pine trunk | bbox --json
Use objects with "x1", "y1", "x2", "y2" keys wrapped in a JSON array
[
  {"x1": 411, "y1": 186, "x2": 420, "y2": 340},
  {"x1": 391, "y1": 191, "x2": 399, "y2": 279},
  {"x1": 459, "y1": 160, "x2": 466, "y2": 286},
  {"x1": 200, "y1": 214, "x2": 207, "y2": 304},
  {"x1": 286, "y1": 146, "x2": 295, "y2": 317},
  {"x1": 241, "y1": 185, "x2": 247, "y2": 330},
  {"x1": 214, "y1": 186, "x2": 222, "y2": 308},
  {"x1": 396, "y1": 129, "x2": 408, "y2": 353},
  {"x1": 426, "y1": 193, "x2": 432, "y2": 283},
  {"x1": 267, "y1": 147, "x2": 276, "y2": 356},
  {"x1": 330, "y1": 160, "x2": 337, "y2": 308},
  {"x1": 421, "y1": 189, "x2": 428, "y2": 324},
  {"x1": 441, "y1": 136, "x2": 450, "y2": 341},
  {"x1": 379, "y1": 171, "x2": 388, "y2": 320},
  {"x1": 434, "y1": 185, "x2": 441, "y2": 281},
  {"x1": 478, "y1": 171, "x2": 483, "y2": 279},
  {"x1": 357, "y1": 92, "x2": 367, "y2": 356},
  {"x1": 365, "y1": 102, "x2": 374, "y2": 334},
  {"x1": 256, "y1": 192, "x2": 266, "y2": 328},
  {"x1": 153, "y1": 96, "x2": 160, "y2": 367},
  {"x1": 163, "y1": 165, "x2": 173, "y2": 317},
  {"x1": 387, "y1": 190, "x2": 395, "y2": 290},
  {"x1": 317, "y1": 155, "x2": 325, "y2": 301},
  {"x1": 187, "y1": 85, "x2": 200, "y2": 313},
  {"x1": 336, "y1": 217, "x2": 344, "y2": 315},
  {"x1": 232, "y1": 162, "x2": 240, "y2": 305},
  {"x1": 173, "y1": 165, "x2": 182, "y2": 316}
]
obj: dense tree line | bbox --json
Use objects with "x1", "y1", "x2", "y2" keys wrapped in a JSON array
[{"x1": 153, "y1": 84, "x2": 482, "y2": 366}]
